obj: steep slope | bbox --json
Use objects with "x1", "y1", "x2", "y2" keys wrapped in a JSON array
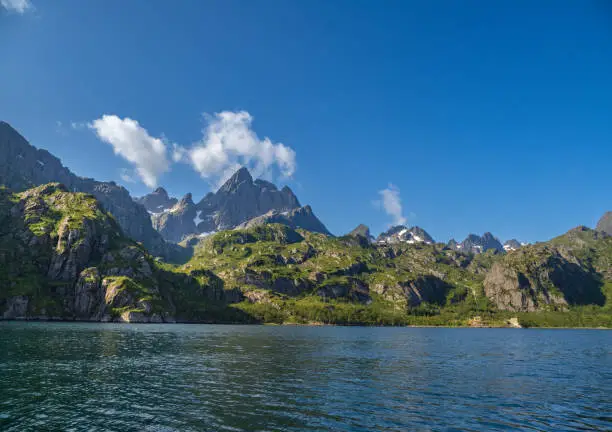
[
  {"x1": 0, "y1": 121, "x2": 175, "y2": 259},
  {"x1": 152, "y1": 193, "x2": 198, "y2": 242},
  {"x1": 236, "y1": 205, "x2": 331, "y2": 235},
  {"x1": 484, "y1": 227, "x2": 610, "y2": 312},
  {"x1": 152, "y1": 167, "x2": 331, "y2": 241},
  {"x1": 0, "y1": 183, "x2": 172, "y2": 321},
  {"x1": 135, "y1": 187, "x2": 177, "y2": 213},
  {"x1": 182, "y1": 224, "x2": 480, "y2": 314}
]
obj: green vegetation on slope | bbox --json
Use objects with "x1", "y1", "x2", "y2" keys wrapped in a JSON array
[{"x1": 1, "y1": 184, "x2": 611, "y2": 327}]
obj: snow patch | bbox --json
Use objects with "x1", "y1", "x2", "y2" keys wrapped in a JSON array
[
  {"x1": 36, "y1": 160, "x2": 45, "y2": 167},
  {"x1": 193, "y1": 210, "x2": 205, "y2": 227},
  {"x1": 198, "y1": 231, "x2": 215, "y2": 238}
]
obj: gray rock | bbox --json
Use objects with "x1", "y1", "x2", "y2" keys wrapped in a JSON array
[
  {"x1": 2, "y1": 296, "x2": 29, "y2": 319},
  {"x1": 135, "y1": 187, "x2": 177, "y2": 213},
  {"x1": 0, "y1": 121, "x2": 174, "y2": 259},
  {"x1": 237, "y1": 205, "x2": 331, "y2": 235},
  {"x1": 452, "y1": 232, "x2": 504, "y2": 254},
  {"x1": 376, "y1": 225, "x2": 434, "y2": 244}
]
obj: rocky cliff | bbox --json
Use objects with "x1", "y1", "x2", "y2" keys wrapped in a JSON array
[
  {"x1": 484, "y1": 227, "x2": 609, "y2": 311},
  {"x1": 0, "y1": 183, "x2": 171, "y2": 321},
  {"x1": 0, "y1": 121, "x2": 177, "y2": 259},
  {"x1": 150, "y1": 167, "x2": 331, "y2": 241},
  {"x1": 135, "y1": 187, "x2": 177, "y2": 213}
]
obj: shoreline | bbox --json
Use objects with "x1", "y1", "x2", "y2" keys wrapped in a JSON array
[{"x1": 1, "y1": 318, "x2": 610, "y2": 330}]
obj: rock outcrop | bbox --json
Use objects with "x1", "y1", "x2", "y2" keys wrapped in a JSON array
[
  {"x1": 484, "y1": 230, "x2": 607, "y2": 312},
  {"x1": 0, "y1": 121, "x2": 176, "y2": 259},
  {"x1": 0, "y1": 184, "x2": 177, "y2": 322},
  {"x1": 376, "y1": 225, "x2": 434, "y2": 244},
  {"x1": 135, "y1": 187, "x2": 177, "y2": 213},
  {"x1": 236, "y1": 205, "x2": 331, "y2": 235}
]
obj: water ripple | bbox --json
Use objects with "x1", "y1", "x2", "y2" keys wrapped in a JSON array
[{"x1": 0, "y1": 323, "x2": 610, "y2": 431}]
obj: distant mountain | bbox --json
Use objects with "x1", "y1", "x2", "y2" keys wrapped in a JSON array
[
  {"x1": 376, "y1": 225, "x2": 434, "y2": 244},
  {"x1": 503, "y1": 239, "x2": 522, "y2": 252},
  {"x1": 597, "y1": 211, "x2": 612, "y2": 236},
  {"x1": 152, "y1": 193, "x2": 199, "y2": 243},
  {"x1": 135, "y1": 187, "x2": 177, "y2": 213},
  {"x1": 236, "y1": 205, "x2": 331, "y2": 235},
  {"x1": 0, "y1": 121, "x2": 175, "y2": 259},
  {"x1": 151, "y1": 167, "x2": 330, "y2": 241},
  {"x1": 348, "y1": 224, "x2": 373, "y2": 239},
  {"x1": 450, "y1": 232, "x2": 504, "y2": 254}
]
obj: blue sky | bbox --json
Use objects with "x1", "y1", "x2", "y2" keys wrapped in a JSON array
[{"x1": 1, "y1": 0, "x2": 611, "y2": 242}]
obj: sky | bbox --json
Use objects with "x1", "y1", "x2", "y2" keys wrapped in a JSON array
[{"x1": 1, "y1": 0, "x2": 611, "y2": 242}]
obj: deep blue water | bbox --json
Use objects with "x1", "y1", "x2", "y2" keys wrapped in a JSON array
[{"x1": 0, "y1": 323, "x2": 610, "y2": 431}]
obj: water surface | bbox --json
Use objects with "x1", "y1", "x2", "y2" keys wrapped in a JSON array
[{"x1": 0, "y1": 323, "x2": 610, "y2": 431}]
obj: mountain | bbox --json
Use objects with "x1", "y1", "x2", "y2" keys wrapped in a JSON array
[
  {"x1": 152, "y1": 193, "x2": 198, "y2": 242},
  {"x1": 135, "y1": 187, "x2": 177, "y2": 213},
  {"x1": 597, "y1": 211, "x2": 612, "y2": 235},
  {"x1": 451, "y1": 232, "x2": 504, "y2": 254},
  {"x1": 0, "y1": 183, "x2": 170, "y2": 321},
  {"x1": 503, "y1": 239, "x2": 522, "y2": 252},
  {"x1": 236, "y1": 205, "x2": 331, "y2": 235},
  {"x1": 151, "y1": 167, "x2": 330, "y2": 241},
  {"x1": 376, "y1": 225, "x2": 434, "y2": 244},
  {"x1": 0, "y1": 121, "x2": 176, "y2": 259},
  {"x1": 1, "y1": 185, "x2": 611, "y2": 326},
  {"x1": 484, "y1": 227, "x2": 610, "y2": 312}
]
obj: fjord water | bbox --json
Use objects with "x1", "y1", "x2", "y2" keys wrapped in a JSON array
[{"x1": 0, "y1": 323, "x2": 610, "y2": 432}]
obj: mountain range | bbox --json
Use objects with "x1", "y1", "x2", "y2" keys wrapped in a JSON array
[{"x1": 0, "y1": 120, "x2": 610, "y2": 327}]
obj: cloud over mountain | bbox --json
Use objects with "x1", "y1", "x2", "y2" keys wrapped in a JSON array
[
  {"x1": 89, "y1": 115, "x2": 171, "y2": 188},
  {"x1": 377, "y1": 184, "x2": 407, "y2": 226},
  {"x1": 89, "y1": 111, "x2": 297, "y2": 190},
  {"x1": 177, "y1": 111, "x2": 296, "y2": 186}
]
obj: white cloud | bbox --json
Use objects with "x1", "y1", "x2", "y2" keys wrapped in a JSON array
[
  {"x1": 1, "y1": 0, "x2": 32, "y2": 13},
  {"x1": 89, "y1": 115, "x2": 170, "y2": 188},
  {"x1": 376, "y1": 184, "x2": 407, "y2": 226},
  {"x1": 184, "y1": 111, "x2": 297, "y2": 185}
]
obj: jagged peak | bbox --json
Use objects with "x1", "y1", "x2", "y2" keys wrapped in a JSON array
[
  {"x1": 348, "y1": 224, "x2": 371, "y2": 238},
  {"x1": 179, "y1": 192, "x2": 194, "y2": 205},
  {"x1": 218, "y1": 167, "x2": 253, "y2": 193},
  {"x1": 153, "y1": 187, "x2": 169, "y2": 196}
]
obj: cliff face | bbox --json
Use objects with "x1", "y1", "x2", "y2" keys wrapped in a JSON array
[
  {"x1": 0, "y1": 121, "x2": 175, "y2": 259},
  {"x1": 0, "y1": 183, "x2": 175, "y2": 322},
  {"x1": 484, "y1": 228, "x2": 610, "y2": 311}
]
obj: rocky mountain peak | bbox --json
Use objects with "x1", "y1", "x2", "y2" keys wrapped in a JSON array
[
  {"x1": 135, "y1": 186, "x2": 178, "y2": 214},
  {"x1": 452, "y1": 232, "x2": 504, "y2": 254},
  {"x1": 178, "y1": 193, "x2": 194, "y2": 206},
  {"x1": 503, "y1": 239, "x2": 522, "y2": 252},
  {"x1": 376, "y1": 225, "x2": 434, "y2": 245},
  {"x1": 349, "y1": 224, "x2": 372, "y2": 238},
  {"x1": 218, "y1": 166, "x2": 253, "y2": 194}
]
